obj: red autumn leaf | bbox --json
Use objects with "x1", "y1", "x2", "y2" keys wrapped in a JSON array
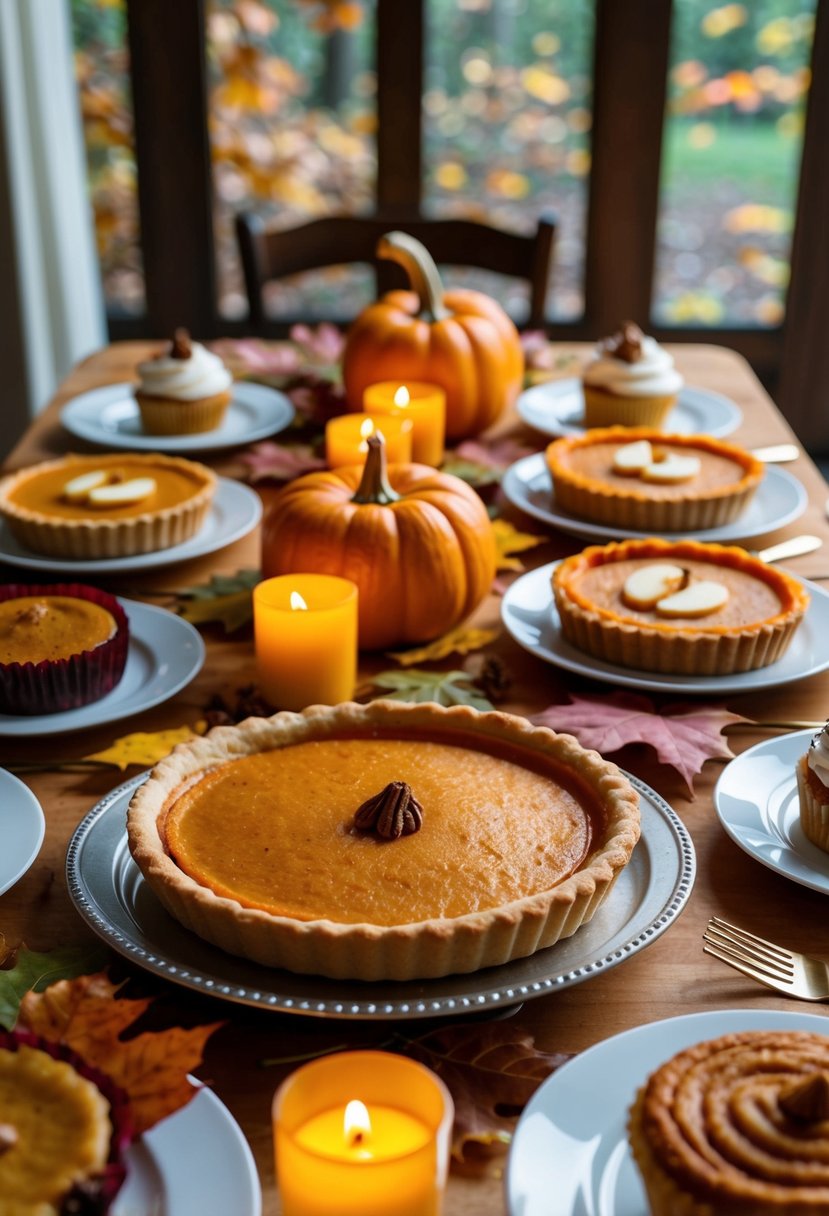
[
  {"x1": 454, "y1": 437, "x2": 537, "y2": 471},
  {"x1": 240, "y1": 440, "x2": 326, "y2": 482},
  {"x1": 532, "y1": 691, "x2": 750, "y2": 797}
]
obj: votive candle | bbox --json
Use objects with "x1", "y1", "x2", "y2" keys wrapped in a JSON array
[
  {"x1": 326, "y1": 413, "x2": 413, "y2": 468},
  {"x1": 363, "y1": 382, "x2": 446, "y2": 466}
]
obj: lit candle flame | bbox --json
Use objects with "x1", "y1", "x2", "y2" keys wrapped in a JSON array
[
  {"x1": 359, "y1": 418, "x2": 375, "y2": 439},
  {"x1": 393, "y1": 386, "x2": 410, "y2": 407},
  {"x1": 290, "y1": 591, "x2": 308, "y2": 611},
  {"x1": 344, "y1": 1099, "x2": 372, "y2": 1148}
]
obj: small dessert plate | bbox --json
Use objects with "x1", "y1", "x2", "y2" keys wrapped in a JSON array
[
  {"x1": 61, "y1": 380, "x2": 295, "y2": 452},
  {"x1": 0, "y1": 768, "x2": 45, "y2": 895},
  {"x1": 517, "y1": 377, "x2": 742, "y2": 439},
  {"x1": 506, "y1": 1008, "x2": 829, "y2": 1216},
  {"x1": 714, "y1": 728, "x2": 829, "y2": 894}
]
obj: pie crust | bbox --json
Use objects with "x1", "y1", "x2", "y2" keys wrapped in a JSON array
[
  {"x1": 552, "y1": 538, "x2": 809, "y2": 675},
  {"x1": 0, "y1": 453, "x2": 216, "y2": 559},
  {"x1": 545, "y1": 427, "x2": 764, "y2": 531},
  {"x1": 126, "y1": 700, "x2": 641, "y2": 981}
]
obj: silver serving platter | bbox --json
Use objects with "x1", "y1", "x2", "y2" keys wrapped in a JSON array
[{"x1": 66, "y1": 772, "x2": 695, "y2": 1021}]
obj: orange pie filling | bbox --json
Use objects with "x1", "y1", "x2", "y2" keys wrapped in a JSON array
[{"x1": 0, "y1": 596, "x2": 116, "y2": 665}]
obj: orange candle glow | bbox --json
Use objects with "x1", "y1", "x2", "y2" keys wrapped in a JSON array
[
  {"x1": 253, "y1": 574, "x2": 358, "y2": 711},
  {"x1": 274, "y1": 1051, "x2": 453, "y2": 1216},
  {"x1": 325, "y1": 413, "x2": 413, "y2": 468},
  {"x1": 363, "y1": 382, "x2": 446, "y2": 466}
]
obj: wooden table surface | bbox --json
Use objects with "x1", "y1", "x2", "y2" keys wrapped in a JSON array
[{"x1": 2, "y1": 341, "x2": 829, "y2": 1215}]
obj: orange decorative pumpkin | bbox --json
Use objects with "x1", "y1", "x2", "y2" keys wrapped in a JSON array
[
  {"x1": 342, "y1": 231, "x2": 525, "y2": 442},
  {"x1": 261, "y1": 434, "x2": 496, "y2": 650}
]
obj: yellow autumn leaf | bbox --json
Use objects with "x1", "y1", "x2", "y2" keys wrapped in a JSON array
[
  {"x1": 492, "y1": 519, "x2": 547, "y2": 572},
  {"x1": 387, "y1": 627, "x2": 500, "y2": 667},
  {"x1": 84, "y1": 725, "x2": 203, "y2": 772}
]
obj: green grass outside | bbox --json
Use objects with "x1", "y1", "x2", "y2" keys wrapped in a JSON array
[{"x1": 661, "y1": 119, "x2": 801, "y2": 204}]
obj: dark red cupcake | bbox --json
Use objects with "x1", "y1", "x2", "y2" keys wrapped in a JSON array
[{"x1": 0, "y1": 583, "x2": 129, "y2": 715}]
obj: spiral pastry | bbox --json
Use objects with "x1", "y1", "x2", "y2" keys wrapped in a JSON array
[{"x1": 628, "y1": 1030, "x2": 829, "y2": 1215}]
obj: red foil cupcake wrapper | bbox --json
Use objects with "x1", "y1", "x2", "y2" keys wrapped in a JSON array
[{"x1": 0, "y1": 584, "x2": 129, "y2": 715}]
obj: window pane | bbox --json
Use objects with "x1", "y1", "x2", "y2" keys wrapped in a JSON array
[
  {"x1": 654, "y1": 0, "x2": 815, "y2": 329},
  {"x1": 71, "y1": 0, "x2": 144, "y2": 317},
  {"x1": 423, "y1": 0, "x2": 594, "y2": 323},
  {"x1": 208, "y1": 0, "x2": 377, "y2": 321}
]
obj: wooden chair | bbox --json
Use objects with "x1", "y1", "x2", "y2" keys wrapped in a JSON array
[{"x1": 235, "y1": 212, "x2": 557, "y2": 331}]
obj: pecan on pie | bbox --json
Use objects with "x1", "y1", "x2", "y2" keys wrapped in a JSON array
[{"x1": 126, "y1": 700, "x2": 641, "y2": 981}]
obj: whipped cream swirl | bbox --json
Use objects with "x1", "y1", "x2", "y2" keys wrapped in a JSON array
[
  {"x1": 808, "y1": 724, "x2": 829, "y2": 784},
  {"x1": 137, "y1": 340, "x2": 232, "y2": 401},
  {"x1": 583, "y1": 333, "x2": 683, "y2": 398}
]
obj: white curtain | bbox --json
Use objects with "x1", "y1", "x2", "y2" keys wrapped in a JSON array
[{"x1": 0, "y1": 0, "x2": 106, "y2": 454}]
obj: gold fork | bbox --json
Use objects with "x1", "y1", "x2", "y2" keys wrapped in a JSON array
[{"x1": 703, "y1": 917, "x2": 829, "y2": 1002}]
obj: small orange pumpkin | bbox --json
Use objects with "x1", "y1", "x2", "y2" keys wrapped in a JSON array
[
  {"x1": 261, "y1": 434, "x2": 496, "y2": 650},
  {"x1": 342, "y1": 232, "x2": 525, "y2": 442}
]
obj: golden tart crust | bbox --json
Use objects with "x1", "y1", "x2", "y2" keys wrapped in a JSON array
[
  {"x1": 553, "y1": 538, "x2": 809, "y2": 675},
  {"x1": 628, "y1": 1030, "x2": 829, "y2": 1216},
  {"x1": 0, "y1": 453, "x2": 216, "y2": 559},
  {"x1": 127, "y1": 701, "x2": 641, "y2": 981},
  {"x1": 545, "y1": 427, "x2": 764, "y2": 532}
]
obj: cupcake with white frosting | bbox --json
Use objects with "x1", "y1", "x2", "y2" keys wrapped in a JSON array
[
  {"x1": 134, "y1": 329, "x2": 233, "y2": 435},
  {"x1": 582, "y1": 322, "x2": 683, "y2": 429},
  {"x1": 796, "y1": 724, "x2": 829, "y2": 853}
]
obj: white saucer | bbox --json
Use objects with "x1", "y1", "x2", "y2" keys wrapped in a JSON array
[
  {"x1": 517, "y1": 377, "x2": 742, "y2": 439},
  {"x1": 502, "y1": 453, "x2": 806, "y2": 544},
  {"x1": 0, "y1": 478, "x2": 262, "y2": 575},
  {"x1": 0, "y1": 768, "x2": 45, "y2": 895},
  {"x1": 715, "y1": 728, "x2": 829, "y2": 894},
  {"x1": 61, "y1": 380, "x2": 294, "y2": 452},
  {"x1": 116, "y1": 1083, "x2": 261, "y2": 1216},
  {"x1": 500, "y1": 561, "x2": 829, "y2": 695},
  {"x1": 507, "y1": 1007, "x2": 829, "y2": 1216},
  {"x1": 0, "y1": 599, "x2": 204, "y2": 737}
]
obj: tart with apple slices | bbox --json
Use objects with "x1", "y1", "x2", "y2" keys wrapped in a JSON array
[
  {"x1": 552, "y1": 537, "x2": 809, "y2": 675},
  {"x1": 0, "y1": 583, "x2": 128, "y2": 715},
  {"x1": 0, "y1": 453, "x2": 216, "y2": 559},
  {"x1": 545, "y1": 427, "x2": 764, "y2": 532}
]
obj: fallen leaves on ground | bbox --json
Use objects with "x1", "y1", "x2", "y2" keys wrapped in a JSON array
[
  {"x1": 83, "y1": 725, "x2": 202, "y2": 771},
  {"x1": 387, "y1": 627, "x2": 500, "y2": 667},
  {"x1": 533, "y1": 691, "x2": 750, "y2": 796},
  {"x1": 492, "y1": 518, "x2": 547, "y2": 571},
  {"x1": 240, "y1": 440, "x2": 326, "y2": 483},
  {"x1": 0, "y1": 943, "x2": 110, "y2": 1031},
  {"x1": 176, "y1": 569, "x2": 260, "y2": 633},
  {"x1": 364, "y1": 669, "x2": 494, "y2": 710}
]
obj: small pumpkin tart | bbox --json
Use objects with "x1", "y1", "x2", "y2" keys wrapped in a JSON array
[
  {"x1": 552, "y1": 537, "x2": 809, "y2": 675},
  {"x1": 0, "y1": 453, "x2": 216, "y2": 559},
  {"x1": 127, "y1": 700, "x2": 640, "y2": 981},
  {"x1": 545, "y1": 427, "x2": 764, "y2": 532},
  {"x1": 0, "y1": 583, "x2": 129, "y2": 715}
]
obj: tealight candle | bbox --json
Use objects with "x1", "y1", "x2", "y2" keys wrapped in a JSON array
[
  {"x1": 325, "y1": 413, "x2": 413, "y2": 468},
  {"x1": 274, "y1": 1050, "x2": 453, "y2": 1216},
  {"x1": 363, "y1": 382, "x2": 446, "y2": 466},
  {"x1": 253, "y1": 574, "x2": 358, "y2": 711}
]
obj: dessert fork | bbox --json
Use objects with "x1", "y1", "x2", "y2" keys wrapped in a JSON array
[{"x1": 703, "y1": 917, "x2": 829, "y2": 1002}]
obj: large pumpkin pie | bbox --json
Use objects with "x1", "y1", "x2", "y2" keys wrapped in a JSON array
[
  {"x1": 553, "y1": 537, "x2": 809, "y2": 675},
  {"x1": 545, "y1": 427, "x2": 764, "y2": 532},
  {"x1": 126, "y1": 701, "x2": 641, "y2": 981},
  {"x1": 0, "y1": 453, "x2": 216, "y2": 559}
]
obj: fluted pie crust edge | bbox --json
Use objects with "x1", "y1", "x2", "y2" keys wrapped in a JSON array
[{"x1": 126, "y1": 700, "x2": 641, "y2": 981}]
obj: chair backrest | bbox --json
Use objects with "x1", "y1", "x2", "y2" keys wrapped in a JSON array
[{"x1": 235, "y1": 212, "x2": 556, "y2": 331}]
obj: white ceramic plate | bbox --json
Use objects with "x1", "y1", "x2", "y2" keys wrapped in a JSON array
[
  {"x1": 517, "y1": 377, "x2": 742, "y2": 439},
  {"x1": 502, "y1": 453, "x2": 807, "y2": 544},
  {"x1": 0, "y1": 478, "x2": 261, "y2": 575},
  {"x1": 61, "y1": 380, "x2": 294, "y2": 453},
  {"x1": 506, "y1": 1007, "x2": 829, "y2": 1216},
  {"x1": 715, "y1": 728, "x2": 829, "y2": 894},
  {"x1": 116, "y1": 1083, "x2": 261, "y2": 1216},
  {"x1": 500, "y1": 561, "x2": 829, "y2": 695},
  {"x1": 0, "y1": 600, "x2": 204, "y2": 737},
  {"x1": 0, "y1": 768, "x2": 45, "y2": 895}
]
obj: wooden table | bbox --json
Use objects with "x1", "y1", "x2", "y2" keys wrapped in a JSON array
[{"x1": 2, "y1": 342, "x2": 829, "y2": 1215}]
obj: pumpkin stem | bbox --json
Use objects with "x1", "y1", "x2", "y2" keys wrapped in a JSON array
[
  {"x1": 352, "y1": 433, "x2": 402, "y2": 505},
  {"x1": 376, "y1": 231, "x2": 451, "y2": 322}
]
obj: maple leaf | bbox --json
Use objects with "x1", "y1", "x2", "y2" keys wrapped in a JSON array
[
  {"x1": 176, "y1": 569, "x2": 260, "y2": 633},
  {"x1": 402, "y1": 1023, "x2": 571, "y2": 1163},
  {"x1": 532, "y1": 692, "x2": 750, "y2": 797},
  {"x1": 492, "y1": 518, "x2": 548, "y2": 571},
  {"x1": 366, "y1": 669, "x2": 494, "y2": 710},
  {"x1": 0, "y1": 943, "x2": 110, "y2": 1031},
  {"x1": 240, "y1": 440, "x2": 325, "y2": 483},
  {"x1": 83, "y1": 725, "x2": 202, "y2": 771},
  {"x1": 387, "y1": 627, "x2": 500, "y2": 667}
]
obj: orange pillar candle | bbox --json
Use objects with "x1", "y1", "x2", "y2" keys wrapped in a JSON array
[
  {"x1": 325, "y1": 413, "x2": 413, "y2": 468},
  {"x1": 274, "y1": 1051, "x2": 454, "y2": 1216},
  {"x1": 363, "y1": 382, "x2": 446, "y2": 466},
  {"x1": 253, "y1": 574, "x2": 358, "y2": 711}
]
